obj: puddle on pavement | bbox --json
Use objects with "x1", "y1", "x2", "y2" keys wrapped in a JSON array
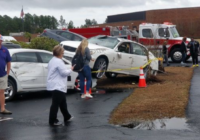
[{"x1": 122, "y1": 118, "x2": 190, "y2": 130}]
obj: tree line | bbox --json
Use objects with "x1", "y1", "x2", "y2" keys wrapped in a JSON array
[{"x1": 0, "y1": 14, "x2": 98, "y2": 35}]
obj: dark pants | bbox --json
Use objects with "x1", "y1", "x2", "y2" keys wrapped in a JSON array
[
  {"x1": 78, "y1": 65, "x2": 92, "y2": 94},
  {"x1": 191, "y1": 53, "x2": 198, "y2": 65},
  {"x1": 182, "y1": 52, "x2": 186, "y2": 63},
  {"x1": 163, "y1": 54, "x2": 169, "y2": 65},
  {"x1": 49, "y1": 90, "x2": 71, "y2": 124}
]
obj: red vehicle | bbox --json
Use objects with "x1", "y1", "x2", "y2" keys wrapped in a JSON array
[{"x1": 68, "y1": 22, "x2": 191, "y2": 63}]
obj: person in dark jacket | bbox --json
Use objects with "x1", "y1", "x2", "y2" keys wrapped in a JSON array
[
  {"x1": 180, "y1": 37, "x2": 187, "y2": 64},
  {"x1": 188, "y1": 38, "x2": 199, "y2": 67},
  {"x1": 162, "y1": 41, "x2": 170, "y2": 66},
  {"x1": 76, "y1": 39, "x2": 94, "y2": 99}
]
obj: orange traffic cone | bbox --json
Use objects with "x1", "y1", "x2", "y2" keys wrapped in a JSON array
[
  {"x1": 84, "y1": 79, "x2": 92, "y2": 94},
  {"x1": 138, "y1": 67, "x2": 147, "y2": 88}
]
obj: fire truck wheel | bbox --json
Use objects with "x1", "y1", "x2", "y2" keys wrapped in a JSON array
[
  {"x1": 171, "y1": 48, "x2": 182, "y2": 63},
  {"x1": 93, "y1": 58, "x2": 108, "y2": 79},
  {"x1": 105, "y1": 72, "x2": 118, "y2": 79}
]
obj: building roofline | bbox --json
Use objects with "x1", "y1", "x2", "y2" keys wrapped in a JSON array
[{"x1": 107, "y1": 6, "x2": 200, "y2": 17}]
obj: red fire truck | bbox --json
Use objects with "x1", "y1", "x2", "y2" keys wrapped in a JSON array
[{"x1": 68, "y1": 22, "x2": 191, "y2": 63}]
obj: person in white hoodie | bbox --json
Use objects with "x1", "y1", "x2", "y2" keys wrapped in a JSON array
[{"x1": 47, "y1": 45, "x2": 75, "y2": 126}]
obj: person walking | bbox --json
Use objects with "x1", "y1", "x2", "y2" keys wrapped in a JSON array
[
  {"x1": 47, "y1": 45, "x2": 75, "y2": 126},
  {"x1": 188, "y1": 38, "x2": 199, "y2": 67},
  {"x1": 0, "y1": 34, "x2": 12, "y2": 114},
  {"x1": 162, "y1": 41, "x2": 170, "y2": 66},
  {"x1": 180, "y1": 37, "x2": 187, "y2": 65},
  {"x1": 76, "y1": 39, "x2": 93, "y2": 99}
]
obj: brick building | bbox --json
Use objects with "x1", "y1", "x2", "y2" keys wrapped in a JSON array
[{"x1": 98, "y1": 7, "x2": 200, "y2": 38}]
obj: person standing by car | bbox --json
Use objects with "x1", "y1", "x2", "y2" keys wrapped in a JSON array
[
  {"x1": 188, "y1": 38, "x2": 199, "y2": 67},
  {"x1": 162, "y1": 41, "x2": 170, "y2": 66},
  {"x1": 180, "y1": 37, "x2": 187, "y2": 65},
  {"x1": 47, "y1": 45, "x2": 75, "y2": 126},
  {"x1": 76, "y1": 39, "x2": 93, "y2": 99},
  {"x1": 0, "y1": 34, "x2": 12, "y2": 114}
]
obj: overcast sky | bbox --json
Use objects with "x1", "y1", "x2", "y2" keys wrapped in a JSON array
[{"x1": 0, "y1": 0, "x2": 199, "y2": 27}]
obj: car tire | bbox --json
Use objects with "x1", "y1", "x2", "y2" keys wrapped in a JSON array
[
  {"x1": 143, "y1": 66, "x2": 157, "y2": 80},
  {"x1": 5, "y1": 79, "x2": 16, "y2": 101},
  {"x1": 171, "y1": 48, "x2": 182, "y2": 63},
  {"x1": 105, "y1": 72, "x2": 118, "y2": 79},
  {"x1": 93, "y1": 58, "x2": 108, "y2": 79}
]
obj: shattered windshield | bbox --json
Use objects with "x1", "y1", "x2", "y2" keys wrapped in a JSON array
[
  {"x1": 88, "y1": 36, "x2": 119, "y2": 49},
  {"x1": 170, "y1": 27, "x2": 180, "y2": 38}
]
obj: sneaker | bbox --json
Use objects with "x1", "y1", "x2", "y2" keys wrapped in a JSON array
[
  {"x1": 65, "y1": 116, "x2": 74, "y2": 123},
  {"x1": 49, "y1": 122, "x2": 62, "y2": 126},
  {"x1": 0, "y1": 109, "x2": 12, "y2": 115},
  {"x1": 193, "y1": 65, "x2": 196, "y2": 67},
  {"x1": 81, "y1": 94, "x2": 86, "y2": 99},
  {"x1": 85, "y1": 93, "x2": 93, "y2": 98},
  {"x1": 196, "y1": 64, "x2": 199, "y2": 67}
]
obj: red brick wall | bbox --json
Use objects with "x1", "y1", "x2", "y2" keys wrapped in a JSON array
[{"x1": 13, "y1": 34, "x2": 40, "y2": 42}]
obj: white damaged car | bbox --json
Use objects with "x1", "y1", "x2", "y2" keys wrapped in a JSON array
[
  {"x1": 6, "y1": 49, "x2": 96, "y2": 101},
  {"x1": 60, "y1": 35, "x2": 158, "y2": 79}
]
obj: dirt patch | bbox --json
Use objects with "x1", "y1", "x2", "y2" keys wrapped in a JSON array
[
  {"x1": 97, "y1": 73, "x2": 163, "y2": 89},
  {"x1": 108, "y1": 67, "x2": 193, "y2": 125},
  {"x1": 96, "y1": 75, "x2": 139, "y2": 89}
]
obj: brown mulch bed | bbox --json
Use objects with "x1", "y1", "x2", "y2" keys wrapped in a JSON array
[
  {"x1": 96, "y1": 75, "x2": 139, "y2": 89},
  {"x1": 108, "y1": 67, "x2": 193, "y2": 125}
]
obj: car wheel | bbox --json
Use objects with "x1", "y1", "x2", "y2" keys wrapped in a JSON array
[
  {"x1": 93, "y1": 58, "x2": 108, "y2": 79},
  {"x1": 105, "y1": 72, "x2": 118, "y2": 79},
  {"x1": 171, "y1": 48, "x2": 182, "y2": 63},
  {"x1": 5, "y1": 79, "x2": 16, "y2": 101},
  {"x1": 143, "y1": 66, "x2": 157, "y2": 80}
]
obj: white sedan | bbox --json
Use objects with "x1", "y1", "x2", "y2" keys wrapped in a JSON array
[
  {"x1": 6, "y1": 49, "x2": 79, "y2": 101},
  {"x1": 60, "y1": 35, "x2": 158, "y2": 79}
]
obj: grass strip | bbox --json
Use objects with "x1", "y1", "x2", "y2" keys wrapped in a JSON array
[{"x1": 109, "y1": 67, "x2": 193, "y2": 125}]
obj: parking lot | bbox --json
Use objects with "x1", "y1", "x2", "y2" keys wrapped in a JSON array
[{"x1": 1, "y1": 59, "x2": 200, "y2": 140}]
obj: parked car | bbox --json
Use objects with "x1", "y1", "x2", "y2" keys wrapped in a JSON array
[
  {"x1": 2, "y1": 42, "x2": 21, "y2": 49},
  {"x1": 60, "y1": 35, "x2": 159, "y2": 79},
  {"x1": 6, "y1": 49, "x2": 81, "y2": 101},
  {"x1": 40, "y1": 29, "x2": 86, "y2": 43},
  {"x1": 2, "y1": 36, "x2": 17, "y2": 42}
]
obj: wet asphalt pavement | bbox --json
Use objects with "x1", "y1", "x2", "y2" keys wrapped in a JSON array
[{"x1": 1, "y1": 59, "x2": 200, "y2": 140}]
